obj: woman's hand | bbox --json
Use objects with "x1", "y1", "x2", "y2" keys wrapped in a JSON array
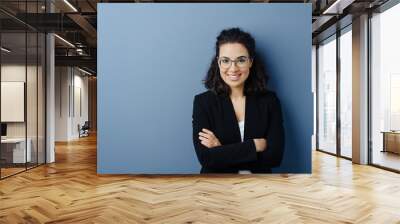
[
  {"x1": 253, "y1": 138, "x2": 267, "y2": 152},
  {"x1": 199, "y1": 128, "x2": 221, "y2": 148}
]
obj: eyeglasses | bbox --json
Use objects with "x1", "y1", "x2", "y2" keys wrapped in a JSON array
[{"x1": 217, "y1": 56, "x2": 252, "y2": 69}]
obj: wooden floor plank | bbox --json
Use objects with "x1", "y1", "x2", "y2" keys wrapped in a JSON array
[{"x1": 0, "y1": 134, "x2": 400, "y2": 223}]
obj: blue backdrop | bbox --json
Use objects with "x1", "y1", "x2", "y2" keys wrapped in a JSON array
[{"x1": 98, "y1": 3, "x2": 312, "y2": 174}]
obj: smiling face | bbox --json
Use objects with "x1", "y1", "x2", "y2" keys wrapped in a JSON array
[{"x1": 218, "y1": 42, "x2": 253, "y2": 91}]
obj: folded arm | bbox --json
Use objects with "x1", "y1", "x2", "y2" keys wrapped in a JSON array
[
  {"x1": 259, "y1": 94, "x2": 285, "y2": 167},
  {"x1": 192, "y1": 95, "x2": 258, "y2": 168}
]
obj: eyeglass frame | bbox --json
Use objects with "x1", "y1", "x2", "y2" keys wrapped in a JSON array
[{"x1": 217, "y1": 56, "x2": 253, "y2": 69}]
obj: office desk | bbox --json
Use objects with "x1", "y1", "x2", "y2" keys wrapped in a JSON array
[
  {"x1": 381, "y1": 131, "x2": 400, "y2": 154},
  {"x1": 1, "y1": 138, "x2": 32, "y2": 163}
]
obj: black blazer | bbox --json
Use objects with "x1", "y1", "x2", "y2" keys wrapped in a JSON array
[{"x1": 192, "y1": 90, "x2": 285, "y2": 173}]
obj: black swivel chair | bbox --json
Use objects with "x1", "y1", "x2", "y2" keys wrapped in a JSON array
[{"x1": 79, "y1": 121, "x2": 90, "y2": 138}]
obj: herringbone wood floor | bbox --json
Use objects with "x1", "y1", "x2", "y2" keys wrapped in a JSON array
[{"x1": 1, "y1": 134, "x2": 400, "y2": 224}]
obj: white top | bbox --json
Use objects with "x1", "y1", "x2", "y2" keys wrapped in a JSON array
[
  {"x1": 238, "y1": 120, "x2": 252, "y2": 174},
  {"x1": 238, "y1": 120, "x2": 245, "y2": 142}
]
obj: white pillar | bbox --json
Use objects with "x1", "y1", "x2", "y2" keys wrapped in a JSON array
[
  {"x1": 352, "y1": 14, "x2": 369, "y2": 164},
  {"x1": 46, "y1": 33, "x2": 55, "y2": 163},
  {"x1": 46, "y1": 1, "x2": 55, "y2": 163},
  {"x1": 312, "y1": 45, "x2": 317, "y2": 151}
]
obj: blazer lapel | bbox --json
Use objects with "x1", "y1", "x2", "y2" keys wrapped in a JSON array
[
  {"x1": 220, "y1": 95, "x2": 242, "y2": 143},
  {"x1": 219, "y1": 94, "x2": 259, "y2": 143},
  {"x1": 244, "y1": 95, "x2": 254, "y2": 141}
]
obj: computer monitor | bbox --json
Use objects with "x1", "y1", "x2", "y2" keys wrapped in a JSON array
[{"x1": 1, "y1": 123, "x2": 7, "y2": 137}]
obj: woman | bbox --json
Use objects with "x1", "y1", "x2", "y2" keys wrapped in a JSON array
[{"x1": 192, "y1": 28, "x2": 285, "y2": 174}]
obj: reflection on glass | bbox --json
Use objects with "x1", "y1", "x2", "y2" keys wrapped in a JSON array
[
  {"x1": 371, "y1": 3, "x2": 400, "y2": 171},
  {"x1": 0, "y1": 1, "x2": 46, "y2": 179},
  {"x1": 1, "y1": 32, "x2": 27, "y2": 177},
  {"x1": 38, "y1": 33, "x2": 46, "y2": 165},
  {"x1": 340, "y1": 28, "x2": 352, "y2": 158},
  {"x1": 318, "y1": 36, "x2": 337, "y2": 154},
  {"x1": 27, "y1": 32, "x2": 38, "y2": 169}
]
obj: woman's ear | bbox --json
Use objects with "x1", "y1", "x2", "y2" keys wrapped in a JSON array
[{"x1": 249, "y1": 58, "x2": 254, "y2": 68}]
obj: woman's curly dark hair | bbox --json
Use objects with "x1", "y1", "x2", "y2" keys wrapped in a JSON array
[{"x1": 204, "y1": 28, "x2": 269, "y2": 96}]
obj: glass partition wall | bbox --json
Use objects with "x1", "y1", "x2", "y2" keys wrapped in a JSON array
[
  {"x1": 370, "y1": 2, "x2": 400, "y2": 171},
  {"x1": 0, "y1": 31, "x2": 27, "y2": 177},
  {"x1": 317, "y1": 35, "x2": 337, "y2": 155},
  {"x1": 339, "y1": 26, "x2": 352, "y2": 159},
  {"x1": 316, "y1": 26, "x2": 353, "y2": 159},
  {"x1": 0, "y1": 1, "x2": 46, "y2": 179},
  {"x1": 317, "y1": 0, "x2": 400, "y2": 171}
]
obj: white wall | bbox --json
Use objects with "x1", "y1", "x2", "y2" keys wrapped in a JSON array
[
  {"x1": 55, "y1": 67, "x2": 89, "y2": 141},
  {"x1": 1, "y1": 63, "x2": 46, "y2": 163},
  {"x1": 1, "y1": 65, "x2": 40, "y2": 138},
  {"x1": 55, "y1": 66, "x2": 69, "y2": 141},
  {"x1": 1, "y1": 66, "x2": 26, "y2": 138},
  {"x1": 312, "y1": 45, "x2": 316, "y2": 151}
]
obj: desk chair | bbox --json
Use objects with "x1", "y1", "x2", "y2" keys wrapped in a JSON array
[{"x1": 78, "y1": 121, "x2": 90, "y2": 138}]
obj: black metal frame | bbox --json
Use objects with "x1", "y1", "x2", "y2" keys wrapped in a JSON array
[
  {"x1": 336, "y1": 26, "x2": 341, "y2": 158},
  {"x1": 367, "y1": 10, "x2": 373, "y2": 166},
  {"x1": 0, "y1": 23, "x2": 2, "y2": 179},
  {"x1": 316, "y1": 44, "x2": 319, "y2": 152}
]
